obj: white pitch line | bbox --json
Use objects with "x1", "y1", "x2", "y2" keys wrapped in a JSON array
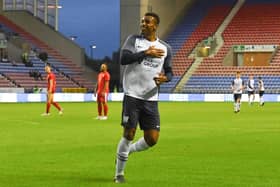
[{"x1": 3, "y1": 119, "x2": 40, "y2": 125}]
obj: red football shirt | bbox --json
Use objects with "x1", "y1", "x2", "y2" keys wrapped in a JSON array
[
  {"x1": 97, "y1": 71, "x2": 110, "y2": 93},
  {"x1": 47, "y1": 72, "x2": 56, "y2": 93}
]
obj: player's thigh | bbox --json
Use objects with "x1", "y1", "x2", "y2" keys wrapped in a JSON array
[
  {"x1": 97, "y1": 93, "x2": 103, "y2": 102},
  {"x1": 48, "y1": 93, "x2": 54, "y2": 102},
  {"x1": 97, "y1": 93, "x2": 108, "y2": 103},
  {"x1": 139, "y1": 100, "x2": 160, "y2": 131},
  {"x1": 103, "y1": 93, "x2": 109, "y2": 103},
  {"x1": 121, "y1": 95, "x2": 139, "y2": 129}
]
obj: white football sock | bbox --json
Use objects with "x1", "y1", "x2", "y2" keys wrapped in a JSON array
[
  {"x1": 115, "y1": 137, "x2": 131, "y2": 177},
  {"x1": 260, "y1": 97, "x2": 264, "y2": 104},
  {"x1": 234, "y1": 103, "x2": 237, "y2": 111},
  {"x1": 129, "y1": 137, "x2": 150, "y2": 154}
]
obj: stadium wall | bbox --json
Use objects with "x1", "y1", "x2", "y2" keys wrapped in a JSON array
[
  {"x1": 120, "y1": 0, "x2": 194, "y2": 45},
  {"x1": 0, "y1": 1, "x2": 3, "y2": 13},
  {"x1": 0, "y1": 93, "x2": 278, "y2": 102},
  {"x1": 147, "y1": 0, "x2": 195, "y2": 39}
]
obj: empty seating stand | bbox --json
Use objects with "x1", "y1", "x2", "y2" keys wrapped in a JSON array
[
  {"x1": 0, "y1": 15, "x2": 93, "y2": 92},
  {"x1": 185, "y1": 0, "x2": 280, "y2": 94},
  {"x1": 160, "y1": 0, "x2": 237, "y2": 93}
]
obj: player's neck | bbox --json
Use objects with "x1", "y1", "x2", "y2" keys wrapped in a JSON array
[{"x1": 144, "y1": 33, "x2": 157, "y2": 41}]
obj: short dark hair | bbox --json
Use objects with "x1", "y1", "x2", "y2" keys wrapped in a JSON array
[{"x1": 145, "y1": 12, "x2": 160, "y2": 25}]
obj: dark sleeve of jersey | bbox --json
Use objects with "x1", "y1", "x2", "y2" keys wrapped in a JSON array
[
  {"x1": 248, "y1": 81, "x2": 253, "y2": 89},
  {"x1": 249, "y1": 85, "x2": 253, "y2": 89},
  {"x1": 120, "y1": 35, "x2": 147, "y2": 65},
  {"x1": 163, "y1": 45, "x2": 173, "y2": 82},
  {"x1": 231, "y1": 81, "x2": 234, "y2": 86},
  {"x1": 120, "y1": 50, "x2": 146, "y2": 65}
]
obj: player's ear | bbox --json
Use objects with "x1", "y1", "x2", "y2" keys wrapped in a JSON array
[{"x1": 153, "y1": 24, "x2": 157, "y2": 31}]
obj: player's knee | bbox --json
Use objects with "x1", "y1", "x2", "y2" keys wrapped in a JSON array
[
  {"x1": 123, "y1": 128, "x2": 136, "y2": 141},
  {"x1": 144, "y1": 136, "x2": 158, "y2": 147}
]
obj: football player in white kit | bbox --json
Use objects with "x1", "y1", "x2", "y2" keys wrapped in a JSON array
[
  {"x1": 231, "y1": 71, "x2": 244, "y2": 113},
  {"x1": 258, "y1": 77, "x2": 265, "y2": 106},
  {"x1": 247, "y1": 75, "x2": 255, "y2": 105},
  {"x1": 114, "y1": 12, "x2": 173, "y2": 183}
]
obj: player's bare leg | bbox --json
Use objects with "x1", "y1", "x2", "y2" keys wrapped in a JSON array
[
  {"x1": 100, "y1": 101, "x2": 108, "y2": 120},
  {"x1": 42, "y1": 93, "x2": 62, "y2": 116},
  {"x1": 96, "y1": 101, "x2": 102, "y2": 119},
  {"x1": 103, "y1": 101, "x2": 108, "y2": 119},
  {"x1": 49, "y1": 93, "x2": 62, "y2": 114},
  {"x1": 237, "y1": 98, "x2": 241, "y2": 112},
  {"x1": 129, "y1": 129, "x2": 159, "y2": 154},
  {"x1": 41, "y1": 93, "x2": 51, "y2": 116}
]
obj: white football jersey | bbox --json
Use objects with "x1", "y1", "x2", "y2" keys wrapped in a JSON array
[
  {"x1": 232, "y1": 78, "x2": 244, "y2": 94},
  {"x1": 259, "y1": 80, "x2": 265, "y2": 91},
  {"x1": 247, "y1": 79, "x2": 254, "y2": 92},
  {"x1": 121, "y1": 35, "x2": 172, "y2": 101}
]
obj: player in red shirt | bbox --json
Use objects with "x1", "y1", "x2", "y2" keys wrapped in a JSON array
[
  {"x1": 95, "y1": 63, "x2": 110, "y2": 120},
  {"x1": 41, "y1": 64, "x2": 63, "y2": 116}
]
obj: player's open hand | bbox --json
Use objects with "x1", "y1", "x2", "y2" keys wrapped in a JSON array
[
  {"x1": 153, "y1": 73, "x2": 167, "y2": 86},
  {"x1": 145, "y1": 46, "x2": 165, "y2": 58}
]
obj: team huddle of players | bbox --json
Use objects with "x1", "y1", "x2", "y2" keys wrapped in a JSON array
[{"x1": 231, "y1": 71, "x2": 265, "y2": 113}]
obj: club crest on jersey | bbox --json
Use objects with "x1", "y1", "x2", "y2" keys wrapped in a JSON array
[{"x1": 123, "y1": 115, "x2": 129, "y2": 123}]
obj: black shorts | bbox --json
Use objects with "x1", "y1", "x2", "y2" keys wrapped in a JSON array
[
  {"x1": 233, "y1": 94, "x2": 242, "y2": 102},
  {"x1": 121, "y1": 95, "x2": 160, "y2": 131},
  {"x1": 259, "y1": 91, "x2": 265, "y2": 97},
  {"x1": 247, "y1": 91, "x2": 255, "y2": 95}
]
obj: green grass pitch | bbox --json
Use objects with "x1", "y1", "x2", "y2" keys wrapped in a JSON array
[{"x1": 0, "y1": 102, "x2": 280, "y2": 187}]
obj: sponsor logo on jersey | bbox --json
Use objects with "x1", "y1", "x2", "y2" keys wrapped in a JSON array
[{"x1": 143, "y1": 57, "x2": 160, "y2": 68}]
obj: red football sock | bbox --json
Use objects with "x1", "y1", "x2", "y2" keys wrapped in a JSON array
[
  {"x1": 98, "y1": 102, "x2": 102, "y2": 116},
  {"x1": 103, "y1": 103, "x2": 108, "y2": 116},
  {"x1": 52, "y1": 102, "x2": 61, "y2": 111},
  {"x1": 46, "y1": 102, "x2": 51, "y2": 113}
]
